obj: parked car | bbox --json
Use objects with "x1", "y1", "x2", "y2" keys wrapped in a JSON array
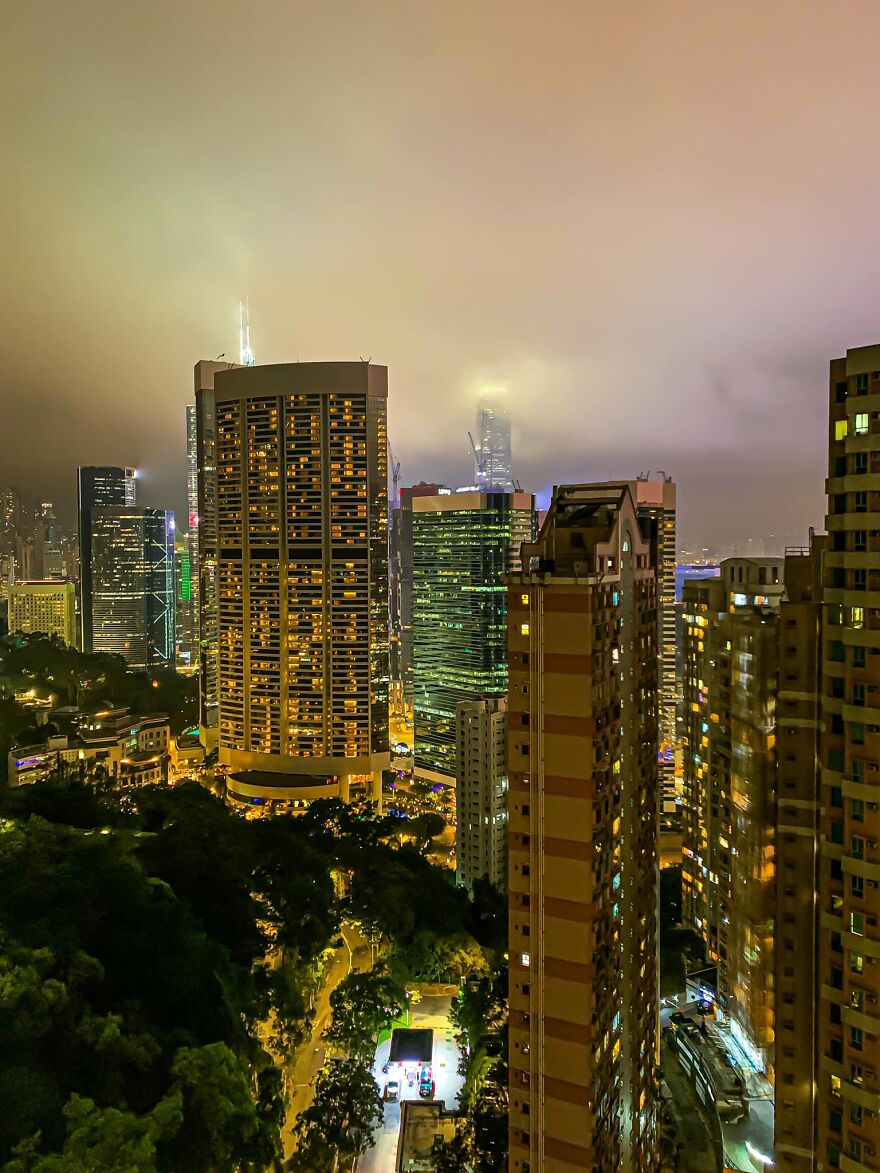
[{"x1": 384, "y1": 1081, "x2": 400, "y2": 1102}]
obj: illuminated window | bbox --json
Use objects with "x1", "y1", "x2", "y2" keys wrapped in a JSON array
[
  {"x1": 521, "y1": 594, "x2": 528, "y2": 604},
  {"x1": 855, "y1": 413, "x2": 870, "y2": 436},
  {"x1": 835, "y1": 419, "x2": 848, "y2": 441},
  {"x1": 851, "y1": 952, "x2": 864, "y2": 974},
  {"x1": 520, "y1": 623, "x2": 530, "y2": 636}
]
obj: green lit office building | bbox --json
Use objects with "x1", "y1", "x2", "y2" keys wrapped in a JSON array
[{"x1": 413, "y1": 490, "x2": 535, "y2": 785}]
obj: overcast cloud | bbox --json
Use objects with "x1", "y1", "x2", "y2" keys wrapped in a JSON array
[{"x1": 3, "y1": 0, "x2": 878, "y2": 548}]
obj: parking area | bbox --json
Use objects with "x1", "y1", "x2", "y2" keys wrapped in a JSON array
[{"x1": 358, "y1": 995, "x2": 463, "y2": 1172}]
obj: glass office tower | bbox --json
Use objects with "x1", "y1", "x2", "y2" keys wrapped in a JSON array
[
  {"x1": 88, "y1": 506, "x2": 175, "y2": 671},
  {"x1": 77, "y1": 466, "x2": 136, "y2": 652},
  {"x1": 412, "y1": 489, "x2": 535, "y2": 785}
]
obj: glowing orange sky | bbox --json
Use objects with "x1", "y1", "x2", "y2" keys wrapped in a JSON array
[{"x1": 3, "y1": 0, "x2": 879, "y2": 549}]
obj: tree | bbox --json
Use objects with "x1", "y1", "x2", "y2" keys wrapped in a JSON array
[
  {"x1": 5, "y1": 1092, "x2": 181, "y2": 1172},
  {"x1": 161, "y1": 1043, "x2": 281, "y2": 1172},
  {"x1": 403, "y1": 811, "x2": 445, "y2": 854},
  {"x1": 291, "y1": 1059, "x2": 382, "y2": 1173},
  {"x1": 323, "y1": 969, "x2": 405, "y2": 1061}
]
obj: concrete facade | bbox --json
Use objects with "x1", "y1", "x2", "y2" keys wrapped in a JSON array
[
  {"x1": 506, "y1": 483, "x2": 659, "y2": 1172},
  {"x1": 455, "y1": 695, "x2": 508, "y2": 892}
]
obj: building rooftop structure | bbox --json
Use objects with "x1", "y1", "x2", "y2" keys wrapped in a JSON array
[
  {"x1": 395, "y1": 1100, "x2": 462, "y2": 1173},
  {"x1": 388, "y1": 1028, "x2": 434, "y2": 1066}
]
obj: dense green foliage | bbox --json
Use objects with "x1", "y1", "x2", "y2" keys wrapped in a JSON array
[
  {"x1": 433, "y1": 966, "x2": 509, "y2": 1172},
  {"x1": 0, "y1": 632, "x2": 199, "y2": 756},
  {"x1": 0, "y1": 780, "x2": 504, "y2": 1170},
  {"x1": 323, "y1": 969, "x2": 406, "y2": 1062},
  {"x1": 290, "y1": 1059, "x2": 383, "y2": 1172}
]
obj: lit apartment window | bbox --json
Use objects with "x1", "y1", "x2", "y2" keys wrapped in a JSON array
[
  {"x1": 835, "y1": 419, "x2": 849, "y2": 441},
  {"x1": 520, "y1": 623, "x2": 530, "y2": 636}
]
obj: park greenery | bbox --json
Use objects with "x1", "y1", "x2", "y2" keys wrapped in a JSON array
[
  {"x1": 0, "y1": 632, "x2": 199, "y2": 781},
  {"x1": 431, "y1": 968, "x2": 509, "y2": 1173},
  {"x1": 0, "y1": 773, "x2": 507, "y2": 1171}
]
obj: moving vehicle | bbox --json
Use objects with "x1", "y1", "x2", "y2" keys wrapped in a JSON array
[{"x1": 419, "y1": 1069, "x2": 433, "y2": 1098}]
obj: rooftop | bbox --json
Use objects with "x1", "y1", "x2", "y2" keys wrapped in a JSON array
[{"x1": 388, "y1": 1028, "x2": 434, "y2": 1066}]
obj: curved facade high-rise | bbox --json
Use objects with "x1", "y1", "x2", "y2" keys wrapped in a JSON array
[{"x1": 196, "y1": 361, "x2": 390, "y2": 811}]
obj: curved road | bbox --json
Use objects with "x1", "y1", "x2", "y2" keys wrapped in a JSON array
[{"x1": 283, "y1": 924, "x2": 372, "y2": 1162}]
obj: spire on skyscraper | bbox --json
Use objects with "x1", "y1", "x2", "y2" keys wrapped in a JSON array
[
  {"x1": 239, "y1": 300, "x2": 255, "y2": 367},
  {"x1": 474, "y1": 387, "x2": 513, "y2": 491}
]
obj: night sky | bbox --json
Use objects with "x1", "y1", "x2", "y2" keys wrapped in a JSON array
[{"x1": 4, "y1": 1, "x2": 880, "y2": 550}]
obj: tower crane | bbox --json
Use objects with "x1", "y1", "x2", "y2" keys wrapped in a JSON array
[{"x1": 387, "y1": 439, "x2": 401, "y2": 508}]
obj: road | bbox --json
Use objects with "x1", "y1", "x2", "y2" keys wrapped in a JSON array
[
  {"x1": 661, "y1": 1048, "x2": 722, "y2": 1173},
  {"x1": 358, "y1": 994, "x2": 464, "y2": 1173},
  {"x1": 283, "y1": 924, "x2": 371, "y2": 1162}
]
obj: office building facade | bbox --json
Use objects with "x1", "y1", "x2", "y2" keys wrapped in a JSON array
[
  {"x1": 87, "y1": 506, "x2": 175, "y2": 671},
  {"x1": 455, "y1": 695, "x2": 508, "y2": 892},
  {"x1": 194, "y1": 360, "x2": 235, "y2": 733},
  {"x1": 186, "y1": 401, "x2": 199, "y2": 633},
  {"x1": 412, "y1": 490, "x2": 535, "y2": 785},
  {"x1": 507, "y1": 484, "x2": 659, "y2": 1172},
  {"x1": 196, "y1": 361, "x2": 390, "y2": 806},
  {"x1": 77, "y1": 466, "x2": 137, "y2": 652},
  {"x1": 8, "y1": 580, "x2": 76, "y2": 645},
  {"x1": 390, "y1": 482, "x2": 446, "y2": 714}
]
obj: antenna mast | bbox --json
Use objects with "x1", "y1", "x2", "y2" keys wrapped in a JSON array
[{"x1": 239, "y1": 300, "x2": 255, "y2": 367}]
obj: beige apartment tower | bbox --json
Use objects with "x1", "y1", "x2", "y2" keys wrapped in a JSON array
[
  {"x1": 818, "y1": 343, "x2": 880, "y2": 1170},
  {"x1": 8, "y1": 579, "x2": 76, "y2": 646},
  {"x1": 592, "y1": 477, "x2": 677, "y2": 826},
  {"x1": 507, "y1": 484, "x2": 659, "y2": 1172},
  {"x1": 196, "y1": 361, "x2": 390, "y2": 811}
]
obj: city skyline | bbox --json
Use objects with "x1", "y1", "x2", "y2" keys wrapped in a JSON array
[{"x1": 9, "y1": 2, "x2": 880, "y2": 546}]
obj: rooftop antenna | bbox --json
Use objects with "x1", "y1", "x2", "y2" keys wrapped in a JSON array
[{"x1": 239, "y1": 300, "x2": 255, "y2": 367}]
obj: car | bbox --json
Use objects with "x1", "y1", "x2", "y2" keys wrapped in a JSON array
[
  {"x1": 419, "y1": 1079, "x2": 435, "y2": 1098},
  {"x1": 384, "y1": 1081, "x2": 400, "y2": 1101}
]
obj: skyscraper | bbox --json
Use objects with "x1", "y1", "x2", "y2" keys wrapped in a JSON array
[
  {"x1": 196, "y1": 361, "x2": 389, "y2": 809},
  {"x1": 87, "y1": 506, "x2": 175, "y2": 671},
  {"x1": 77, "y1": 466, "x2": 136, "y2": 652},
  {"x1": 818, "y1": 343, "x2": 880, "y2": 1169},
  {"x1": 412, "y1": 490, "x2": 535, "y2": 785},
  {"x1": 186, "y1": 402, "x2": 199, "y2": 578},
  {"x1": 773, "y1": 540, "x2": 823, "y2": 1168},
  {"x1": 390, "y1": 482, "x2": 447, "y2": 715},
  {"x1": 194, "y1": 359, "x2": 240, "y2": 734},
  {"x1": 474, "y1": 388, "x2": 514, "y2": 491},
  {"x1": 507, "y1": 484, "x2": 659, "y2": 1171},
  {"x1": 455, "y1": 696, "x2": 508, "y2": 892},
  {"x1": 591, "y1": 476, "x2": 678, "y2": 826},
  {"x1": 682, "y1": 556, "x2": 787, "y2": 1074}
]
